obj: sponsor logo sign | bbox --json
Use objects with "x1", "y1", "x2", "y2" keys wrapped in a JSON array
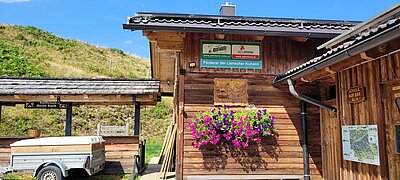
[{"x1": 201, "y1": 41, "x2": 262, "y2": 69}]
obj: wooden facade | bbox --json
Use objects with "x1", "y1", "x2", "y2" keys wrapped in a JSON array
[
  {"x1": 147, "y1": 32, "x2": 332, "y2": 179},
  {"x1": 181, "y1": 33, "x2": 324, "y2": 179},
  {"x1": 317, "y1": 39, "x2": 400, "y2": 180}
]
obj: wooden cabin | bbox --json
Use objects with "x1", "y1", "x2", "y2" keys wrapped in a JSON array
[
  {"x1": 124, "y1": 3, "x2": 359, "y2": 179},
  {"x1": 273, "y1": 3, "x2": 400, "y2": 180}
]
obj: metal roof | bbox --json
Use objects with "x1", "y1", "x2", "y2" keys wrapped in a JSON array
[
  {"x1": 123, "y1": 12, "x2": 360, "y2": 38},
  {"x1": 0, "y1": 77, "x2": 160, "y2": 95},
  {"x1": 318, "y1": 2, "x2": 400, "y2": 50},
  {"x1": 273, "y1": 17, "x2": 400, "y2": 85}
]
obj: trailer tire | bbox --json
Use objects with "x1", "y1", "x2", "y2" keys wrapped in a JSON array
[{"x1": 36, "y1": 165, "x2": 63, "y2": 180}]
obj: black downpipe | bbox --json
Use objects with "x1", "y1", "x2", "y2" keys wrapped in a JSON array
[
  {"x1": 301, "y1": 101, "x2": 310, "y2": 180},
  {"x1": 288, "y1": 79, "x2": 336, "y2": 112}
]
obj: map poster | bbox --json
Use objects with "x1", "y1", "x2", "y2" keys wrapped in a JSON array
[{"x1": 342, "y1": 125, "x2": 380, "y2": 165}]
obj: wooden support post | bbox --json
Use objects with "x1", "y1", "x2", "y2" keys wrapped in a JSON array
[
  {"x1": 134, "y1": 101, "x2": 140, "y2": 136},
  {"x1": 65, "y1": 103, "x2": 72, "y2": 136}
]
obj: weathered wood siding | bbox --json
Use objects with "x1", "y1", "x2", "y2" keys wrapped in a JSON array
[
  {"x1": 179, "y1": 33, "x2": 327, "y2": 179},
  {"x1": 320, "y1": 51, "x2": 400, "y2": 179}
]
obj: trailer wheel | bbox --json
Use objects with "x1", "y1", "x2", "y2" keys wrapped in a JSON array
[{"x1": 36, "y1": 165, "x2": 63, "y2": 180}]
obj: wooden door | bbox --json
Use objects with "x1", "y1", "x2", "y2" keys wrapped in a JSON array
[{"x1": 384, "y1": 82, "x2": 400, "y2": 180}]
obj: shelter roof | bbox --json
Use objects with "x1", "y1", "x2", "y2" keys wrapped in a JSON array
[
  {"x1": 123, "y1": 12, "x2": 359, "y2": 38},
  {"x1": 0, "y1": 77, "x2": 160, "y2": 105},
  {"x1": 0, "y1": 77, "x2": 159, "y2": 95},
  {"x1": 273, "y1": 17, "x2": 400, "y2": 85}
]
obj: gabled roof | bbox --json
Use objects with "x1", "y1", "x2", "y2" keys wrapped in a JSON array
[
  {"x1": 0, "y1": 77, "x2": 160, "y2": 95},
  {"x1": 123, "y1": 12, "x2": 359, "y2": 38},
  {"x1": 273, "y1": 17, "x2": 400, "y2": 85}
]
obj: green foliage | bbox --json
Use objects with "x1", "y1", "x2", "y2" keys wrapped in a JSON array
[
  {"x1": 143, "y1": 101, "x2": 173, "y2": 119},
  {"x1": 3, "y1": 173, "x2": 35, "y2": 180},
  {"x1": 110, "y1": 48, "x2": 125, "y2": 55},
  {"x1": 16, "y1": 33, "x2": 26, "y2": 41},
  {"x1": 14, "y1": 25, "x2": 76, "y2": 51},
  {"x1": 0, "y1": 40, "x2": 45, "y2": 77}
]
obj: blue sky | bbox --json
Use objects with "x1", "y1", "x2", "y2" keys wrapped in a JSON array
[{"x1": 0, "y1": 0, "x2": 398, "y2": 59}]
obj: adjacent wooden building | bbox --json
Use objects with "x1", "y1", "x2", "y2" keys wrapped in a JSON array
[
  {"x1": 273, "y1": 3, "x2": 400, "y2": 180},
  {"x1": 124, "y1": 4, "x2": 359, "y2": 179}
]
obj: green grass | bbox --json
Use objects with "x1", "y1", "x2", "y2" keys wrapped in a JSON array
[
  {"x1": 145, "y1": 142, "x2": 163, "y2": 163},
  {"x1": 3, "y1": 173, "x2": 34, "y2": 180},
  {"x1": 0, "y1": 24, "x2": 149, "y2": 78}
]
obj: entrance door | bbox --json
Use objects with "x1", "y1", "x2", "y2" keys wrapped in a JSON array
[{"x1": 384, "y1": 82, "x2": 400, "y2": 180}]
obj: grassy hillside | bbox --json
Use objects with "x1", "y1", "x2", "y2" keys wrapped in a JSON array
[
  {"x1": 0, "y1": 24, "x2": 148, "y2": 78},
  {"x1": 0, "y1": 24, "x2": 172, "y2": 141}
]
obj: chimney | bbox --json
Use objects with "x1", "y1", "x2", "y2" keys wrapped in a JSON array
[{"x1": 219, "y1": 2, "x2": 236, "y2": 16}]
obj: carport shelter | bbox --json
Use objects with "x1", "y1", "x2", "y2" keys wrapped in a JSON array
[{"x1": 0, "y1": 77, "x2": 161, "y2": 174}]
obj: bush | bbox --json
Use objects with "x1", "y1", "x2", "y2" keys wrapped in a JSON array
[
  {"x1": 0, "y1": 40, "x2": 45, "y2": 77},
  {"x1": 111, "y1": 48, "x2": 125, "y2": 55}
]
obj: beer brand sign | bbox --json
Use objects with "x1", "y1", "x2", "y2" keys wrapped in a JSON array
[{"x1": 201, "y1": 41, "x2": 262, "y2": 69}]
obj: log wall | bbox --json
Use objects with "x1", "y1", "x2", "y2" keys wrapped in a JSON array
[{"x1": 178, "y1": 33, "x2": 327, "y2": 179}]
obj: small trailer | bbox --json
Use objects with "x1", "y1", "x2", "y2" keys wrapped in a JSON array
[{"x1": 0, "y1": 136, "x2": 105, "y2": 180}]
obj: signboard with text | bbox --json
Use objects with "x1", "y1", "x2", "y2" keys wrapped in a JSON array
[
  {"x1": 25, "y1": 102, "x2": 68, "y2": 109},
  {"x1": 347, "y1": 86, "x2": 366, "y2": 103},
  {"x1": 201, "y1": 41, "x2": 262, "y2": 69}
]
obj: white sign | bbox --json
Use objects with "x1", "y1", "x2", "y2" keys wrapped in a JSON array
[
  {"x1": 342, "y1": 125, "x2": 380, "y2": 165},
  {"x1": 232, "y1": 44, "x2": 260, "y2": 60},
  {"x1": 202, "y1": 44, "x2": 231, "y2": 58}
]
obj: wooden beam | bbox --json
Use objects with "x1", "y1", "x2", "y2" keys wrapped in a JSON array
[
  {"x1": 360, "y1": 52, "x2": 374, "y2": 60},
  {"x1": 157, "y1": 41, "x2": 183, "y2": 51},
  {"x1": 255, "y1": 35, "x2": 265, "y2": 41},
  {"x1": 214, "y1": 34, "x2": 225, "y2": 40},
  {"x1": 145, "y1": 31, "x2": 185, "y2": 42},
  {"x1": 300, "y1": 35, "x2": 399, "y2": 83},
  {"x1": 365, "y1": 36, "x2": 400, "y2": 58},
  {"x1": 290, "y1": 36, "x2": 309, "y2": 42},
  {"x1": 0, "y1": 94, "x2": 159, "y2": 105},
  {"x1": 300, "y1": 54, "x2": 363, "y2": 82}
]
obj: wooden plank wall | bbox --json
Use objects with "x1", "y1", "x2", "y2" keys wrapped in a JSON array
[
  {"x1": 320, "y1": 51, "x2": 400, "y2": 180},
  {"x1": 102, "y1": 136, "x2": 139, "y2": 174},
  {"x1": 320, "y1": 81, "x2": 341, "y2": 180},
  {"x1": 0, "y1": 136, "x2": 139, "y2": 175},
  {"x1": 179, "y1": 33, "x2": 327, "y2": 179}
]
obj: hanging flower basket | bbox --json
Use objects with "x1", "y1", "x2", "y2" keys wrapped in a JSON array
[{"x1": 189, "y1": 105, "x2": 276, "y2": 149}]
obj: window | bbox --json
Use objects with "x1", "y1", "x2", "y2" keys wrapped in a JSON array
[
  {"x1": 396, "y1": 98, "x2": 400, "y2": 112},
  {"x1": 325, "y1": 85, "x2": 336, "y2": 100},
  {"x1": 395, "y1": 124, "x2": 400, "y2": 154}
]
